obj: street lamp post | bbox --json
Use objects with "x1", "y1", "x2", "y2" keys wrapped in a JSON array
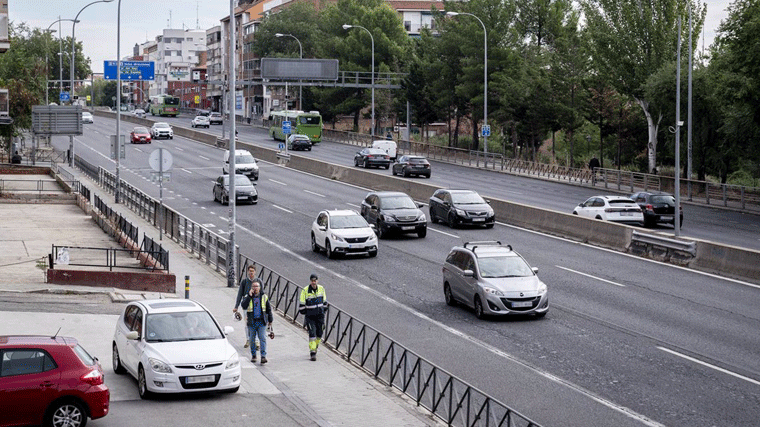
[
  {"x1": 275, "y1": 33, "x2": 303, "y2": 111},
  {"x1": 116, "y1": 0, "x2": 123, "y2": 203},
  {"x1": 342, "y1": 24, "x2": 374, "y2": 137},
  {"x1": 71, "y1": 1, "x2": 114, "y2": 108},
  {"x1": 45, "y1": 19, "x2": 77, "y2": 105},
  {"x1": 43, "y1": 27, "x2": 57, "y2": 105},
  {"x1": 447, "y1": 12, "x2": 487, "y2": 158}
]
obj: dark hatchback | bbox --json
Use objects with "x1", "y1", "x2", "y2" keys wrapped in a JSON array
[
  {"x1": 429, "y1": 189, "x2": 495, "y2": 228},
  {"x1": 630, "y1": 191, "x2": 683, "y2": 228},
  {"x1": 360, "y1": 191, "x2": 427, "y2": 238},
  {"x1": 392, "y1": 155, "x2": 431, "y2": 178},
  {"x1": 354, "y1": 148, "x2": 391, "y2": 169}
]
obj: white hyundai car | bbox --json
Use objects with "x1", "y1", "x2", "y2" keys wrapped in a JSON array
[
  {"x1": 573, "y1": 195, "x2": 644, "y2": 225},
  {"x1": 311, "y1": 209, "x2": 378, "y2": 258},
  {"x1": 112, "y1": 299, "x2": 241, "y2": 399}
]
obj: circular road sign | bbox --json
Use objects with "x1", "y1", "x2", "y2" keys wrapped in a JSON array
[{"x1": 149, "y1": 148, "x2": 173, "y2": 172}]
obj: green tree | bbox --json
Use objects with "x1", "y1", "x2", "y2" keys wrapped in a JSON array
[{"x1": 582, "y1": 0, "x2": 706, "y2": 173}]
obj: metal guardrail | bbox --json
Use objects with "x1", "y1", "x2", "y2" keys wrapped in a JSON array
[
  {"x1": 80, "y1": 156, "x2": 540, "y2": 427},
  {"x1": 141, "y1": 233, "x2": 169, "y2": 270},
  {"x1": 50, "y1": 244, "x2": 166, "y2": 272},
  {"x1": 631, "y1": 230, "x2": 697, "y2": 256},
  {"x1": 0, "y1": 178, "x2": 71, "y2": 196}
]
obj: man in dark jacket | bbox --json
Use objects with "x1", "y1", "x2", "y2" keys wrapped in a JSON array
[
  {"x1": 233, "y1": 264, "x2": 257, "y2": 348},
  {"x1": 240, "y1": 278, "x2": 273, "y2": 363}
]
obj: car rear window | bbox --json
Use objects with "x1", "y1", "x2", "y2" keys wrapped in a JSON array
[
  {"x1": 409, "y1": 158, "x2": 428, "y2": 164},
  {"x1": 71, "y1": 344, "x2": 96, "y2": 366},
  {"x1": 608, "y1": 199, "x2": 635, "y2": 206},
  {"x1": 651, "y1": 195, "x2": 675, "y2": 205}
]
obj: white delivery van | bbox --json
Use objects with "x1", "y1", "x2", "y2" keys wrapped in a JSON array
[
  {"x1": 371, "y1": 140, "x2": 397, "y2": 161},
  {"x1": 223, "y1": 149, "x2": 259, "y2": 180}
]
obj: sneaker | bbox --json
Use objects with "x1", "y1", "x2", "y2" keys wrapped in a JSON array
[
  {"x1": 260, "y1": 357, "x2": 268, "y2": 364},
  {"x1": 244, "y1": 340, "x2": 250, "y2": 348},
  {"x1": 251, "y1": 355, "x2": 257, "y2": 363},
  {"x1": 310, "y1": 352, "x2": 316, "y2": 361}
]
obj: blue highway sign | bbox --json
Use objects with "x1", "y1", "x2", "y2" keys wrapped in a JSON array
[
  {"x1": 59, "y1": 92, "x2": 70, "y2": 102},
  {"x1": 104, "y1": 61, "x2": 155, "y2": 81},
  {"x1": 282, "y1": 120, "x2": 291, "y2": 135}
]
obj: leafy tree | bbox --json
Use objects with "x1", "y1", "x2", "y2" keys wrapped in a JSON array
[{"x1": 582, "y1": 0, "x2": 706, "y2": 173}]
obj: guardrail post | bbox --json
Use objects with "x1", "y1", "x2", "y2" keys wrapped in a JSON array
[
  {"x1": 185, "y1": 275, "x2": 190, "y2": 299},
  {"x1": 723, "y1": 184, "x2": 727, "y2": 207}
]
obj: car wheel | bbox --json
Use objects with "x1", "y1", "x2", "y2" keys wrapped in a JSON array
[
  {"x1": 138, "y1": 365, "x2": 153, "y2": 400},
  {"x1": 403, "y1": 168, "x2": 410, "y2": 177},
  {"x1": 368, "y1": 249, "x2": 378, "y2": 258},
  {"x1": 326, "y1": 240, "x2": 335, "y2": 259},
  {"x1": 448, "y1": 213, "x2": 458, "y2": 229},
  {"x1": 385, "y1": 164, "x2": 390, "y2": 169},
  {"x1": 644, "y1": 218, "x2": 654, "y2": 228},
  {"x1": 535, "y1": 311, "x2": 548, "y2": 318},
  {"x1": 222, "y1": 386, "x2": 240, "y2": 393},
  {"x1": 311, "y1": 233, "x2": 320, "y2": 252},
  {"x1": 354, "y1": 158, "x2": 359, "y2": 167},
  {"x1": 376, "y1": 221, "x2": 385, "y2": 239},
  {"x1": 392, "y1": 168, "x2": 396, "y2": 176},
  {"x1": 430, "y1": 208, "x2": 438, "y2": 224},
  {"x1": 213, "y1": 190, "x2": 218, "y2": 203},
  {"x1": 364, "y1": 159, "x2": 369, "y2": 168},
  {"x1": 45, "y1": 399, "x2": 87, "y2": 427},
  {"x1": 474, "y1": 296, "x2": 485, "y2": 319},
  {"x1": 224, "y1": 195, "x2": 229, "y2": 206},
  {"x1": 444, "y1": 283, "x2": 456, "y2": 306},
  {"x1": 417, "y1": 228, "x2": 427, "y2": 238},
  {"x1": 485, "y1": 223, "x2": 494, "y2": 229},
  {"x1": 113, "y1": 343, "x2": 126, "y2": 374},
  {"x1": 308, "y1": 147, "x2": 312, "y2": 151}
]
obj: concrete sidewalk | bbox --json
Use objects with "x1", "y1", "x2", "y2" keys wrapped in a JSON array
[{"x1": 0, "y1": 171, "x2": 442, "y2": 427}]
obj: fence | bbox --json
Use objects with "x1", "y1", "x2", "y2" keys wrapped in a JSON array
[
  {"x1": 141, "y1": 233, "x2": 169, "y2": 270},
  {"x1": 78, "y1": 155, "x2": 540, "y2": 427},
  {"x1": 50, "y1": 244, "x2": 165, "y2": 272}
]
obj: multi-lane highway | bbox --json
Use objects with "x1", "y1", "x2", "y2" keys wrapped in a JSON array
[{"x1": 51, "y1": 116, "x2": 760, "y2": 427}]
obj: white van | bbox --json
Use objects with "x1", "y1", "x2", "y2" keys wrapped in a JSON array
[
  {"x1": 371, "y1": 140, "x2": 397, "y2": 161},
  {"x1": 223, "y1": 149, "x2": 259, "y2": 180}
]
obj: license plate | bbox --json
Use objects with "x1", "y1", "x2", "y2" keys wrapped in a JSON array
[
  {"x1": 472, "y1": 218, "x2": 485, "y2": 222},
  {"x1": 401, "y1": 226, "x2": 415, "y2": 231},
  {"x1": 512, "y1": 301, "x2": 532, "y2": 308},
  {"x1": 186, "y1": 375, "x2": 215, "y2": 384},
  {"x1": 660, "y1": 216, "x2": 673, "y2": 221},
  {"x1": 621, "y1": 212, "x2": 634, "y2": 216}
]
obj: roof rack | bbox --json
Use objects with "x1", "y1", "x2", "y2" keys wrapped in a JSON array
[{"x1": 463, "y1": 241, "x2": 512, "y2": 253}]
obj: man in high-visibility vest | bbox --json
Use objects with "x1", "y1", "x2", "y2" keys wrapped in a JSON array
[
  {"x1": 240, "y1": 278, "x2": 273, "y2": 364},
  {"x1": 299, "y1": 274, "x2": 328, "y2": 361}
]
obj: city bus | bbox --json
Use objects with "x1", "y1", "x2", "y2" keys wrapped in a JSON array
[
  {"x1": 149, "y1": 94, "x2": 180, "y2": 117},
  {"x1": 269, "y1": 110, "x2": 323, "y2": 143}
]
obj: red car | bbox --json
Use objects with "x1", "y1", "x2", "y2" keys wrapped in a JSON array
[
  {"x1": 130, "y1": 126, "x2": 152, "y2": 144},
  {"x1": 0, "y1": 335, "x2": 110, "y2": 427}
]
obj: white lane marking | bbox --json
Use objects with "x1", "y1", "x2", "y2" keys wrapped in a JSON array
[
  {"x1": 496, "y1": 221, "x2": 760, "y2": 290},
  {"x1": 303, "y1": 190, "x2": 325, "y2": 198},
  {"x1": 272, "y1": 205, "x2": 292, "y2": 214},
  {"x1": 269, "y1": 179, "x2": 287, "y2": 186},
  {"x1": 199, "y1": 155, "x2": 210, "y2": 161},
  {"x1": 555, "y1": 265, "x2": 626, "y2": 287},
  {"x1": 181, "y1": 168, "x2": 192, "y2": 174},
  {"x1": 428, "y1": 227, "x2": 459, "y2": 238},
  {"x1": 134, "y1": 147, "x2": 144, "y2": 153},
  {"x1": 219, "y1": 216, "x2": 226, "y2": 221},
  {"x1": 345, "y1": 203, "x2": 360, "y2": 208},
  {"x1": 234, "y1": 224, "x2": 664, "y2": 427},
  {"x1": 202, "y1": 223, "x2": 215, "y2": 228},
  {"x1": 658, "y1": 347, "x2": 760, "y2": 386},
  {"x1": 175, "y1": 146, "x2": 184, "y2": 151}
]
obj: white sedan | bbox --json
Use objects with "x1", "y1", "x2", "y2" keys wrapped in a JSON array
[
  {"x1": 191, "y1": 115, "x2": 210, "y2": 128},
  {"x1": 311, "y1": 209, "x2": 378, "y2": 258},
  {"x1": 573, "y1": 195, "x2": 644, "y2": 225},
  {"x1": 112, "y1": 299, "x2": 241, "y2": 399},
  {"x1": 81, "y1": 112, "x2": 94, "y2": 123}
]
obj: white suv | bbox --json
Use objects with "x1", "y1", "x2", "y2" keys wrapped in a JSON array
[
  {"x1": 443, "y1": 241, "x2": 548, "y2": 319},
  {"x1": 311, "y1": 210, "x2": 378, "y2": 258}
]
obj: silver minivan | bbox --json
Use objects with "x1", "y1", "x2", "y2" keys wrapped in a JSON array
[{"x1": 442, "y1": 241, "x2": 548, "y2": 319}]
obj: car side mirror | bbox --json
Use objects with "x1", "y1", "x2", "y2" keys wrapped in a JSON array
[
  {"x1": 370, "y1": 223, "x2": 377, "y2": 231},
  {"x1": 416, "y1": 203, "x2": 424, "y2": 208},
  {"x1": 578, "y1": 203, "x2": 584, "y2": 207},
  {"x1": 532, "y1": 267, "x2": 539, "y2": 275},
  {"x1": 126, "y1": 331, "x2": 139, "y2": 340},
  {"x1": 462, "y1": 269, "x2": 474, "y2": 277},
  {"x1": 223, "y1": 326, "x2": 234, "y2": 335},
  {"x1": 486, "y1": 200, "x2": 491, "y2": 204}
]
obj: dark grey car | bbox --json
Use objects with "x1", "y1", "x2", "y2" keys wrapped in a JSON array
[
  {"x1": 429, "y1": 189, "x2": 495, "y2": 228},
  {"x1": 360, "y1": 191, "x2": 426, "y2": 238},
  {"x1": 213, "y1": 174, "x2": 257, "y2": 205}
]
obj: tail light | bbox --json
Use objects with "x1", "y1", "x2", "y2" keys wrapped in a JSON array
[
  {"x1": 81, "y1": 369, "x2": 104, "y2": 386},
  {"x1": 645, "y1": 204, "x2": 654, "y2": 212}
]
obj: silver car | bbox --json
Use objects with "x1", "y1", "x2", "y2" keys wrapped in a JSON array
[{"x1": 442, "y1": 241, "x2": 548, "y2": 319}]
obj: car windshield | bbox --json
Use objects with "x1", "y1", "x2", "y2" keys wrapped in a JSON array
[
  {"x1": 223, "y1": 176, "x2": 253, "y2": 186},
  {"x1": 651, "y1": 195, "x2": 675, "y2": 205},
  {"x1": 478, "y1": 256, "x2": 534, "y2": 278},
  {"x1": 235, "y1": 155, "x2": 255, "y2": 164},
  {"x1": 155, "y1": 123, "x2": 170, "y2": 129},
  {"x1": 145, "y1": 311, "x2": 222, "y2": 342},
  {"x1": 451, "y1": 192, "x2": 485, "y2": 204},
  {"x1": 330, "y1": 214, "x2": 368, "y2": 229},
  {"x1": 133, "y1": 127, "x2": 149, "y2": 133},
  {"x1": 83, "y1": 112, "x2": 92, "y2": 117},
  {"x1": 381, "y1": 195, "x2": 417, "y2": 209}
]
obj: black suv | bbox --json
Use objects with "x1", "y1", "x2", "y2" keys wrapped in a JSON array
[
  {"x1": 360, "y1": 191, "x2": 427, "y2": 238},
  {"x1": 630, "y1": 191, "x2": 683, "y2": 228},
  {"x1": 429, "y1": 189, "x2": 495, "y2": 228}
]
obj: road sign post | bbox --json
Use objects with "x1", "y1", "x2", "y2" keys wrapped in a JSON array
[
  {"x1": 149, "y1": 148, "x2": 173, "y2": 241},
  {"x1": 282, "y1": 121, "x2": 291, "y2": 155}
]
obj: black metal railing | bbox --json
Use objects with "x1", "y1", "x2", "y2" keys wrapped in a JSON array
[
  {"x1": 50, "y1": 244, "x2": 166, "y2": 272},
  {"x1": 141, "y1": 233, "x2": 169, "y2": 270}
]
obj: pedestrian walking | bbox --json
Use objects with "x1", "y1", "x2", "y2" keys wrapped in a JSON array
[
  {"x1": 299, "y1": 274, "x2": 328, "y2": 361},
  {"x1": 233, "y1": 264, "x2": 257, "y2": 348},
  {"x1": 240, "y1": 278, "x2": 273, "y2": 364},
  {"x1": 589, "y1": 157, "x2": 600, "y2": 185}
]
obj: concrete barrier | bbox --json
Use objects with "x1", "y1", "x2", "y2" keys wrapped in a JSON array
[{"x1": 691, "y1": 240, "x2": 760, "y2": 283}]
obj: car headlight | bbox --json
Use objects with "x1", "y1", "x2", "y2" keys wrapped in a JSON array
[
  {"x1": 537, "y1": 282, "x2": 548, "y2": 294},
  {"x1": 487, "y1": 208, "x2": 494, "y2": 216},
  {"x1": 455, "y1": 209, "x2": 466, "y2": 217},
  {"x1": 331, "y1": 233, "x2": 345, "y2": 242},
  {"x1": 483, "y1": 286, "x2": 504, "y2": 296},
  {"x1": 418, "y1": 213, "x2": 426, "y2": 222},
  {"x1": 382, "y1": 215, "x2": 396, "y2": 222},
  {"x1": 148, "y1": 357, "x2": 173, "y2": 373},
  {"x1": 225, "y1": 353, "x2": 240, "y2": 370}
]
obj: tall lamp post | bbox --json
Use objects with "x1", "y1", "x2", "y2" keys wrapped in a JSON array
[
  {"x1": 71, "y1": 1, "x2": 114, "y2": 107},
  {"x1": 342, "y1": 24, "x2": 374, "y2": 137},
  {"x1": 275, "y1": 33, "x2": 303, "y2": 111},
  {"x1": 43, "y1": 27, "x2": 57, "y2": 105},
  {"x1": 447, "y1": 12, "x2": 487, "y2": 157},
  {"x1": 45, "y1": 19, "x2": 77, "y2": 105},
  {"x1": 115, "y1": 0, "x2": 123, "y2": 203}
]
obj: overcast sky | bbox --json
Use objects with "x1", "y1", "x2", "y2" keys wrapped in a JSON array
[{"x1": 11, "y1": 0, "x2": 733, "y2": 74}]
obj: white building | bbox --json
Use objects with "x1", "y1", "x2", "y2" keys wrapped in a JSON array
[{"x1": 139, "y1": 29, "x2": 206, "y2": 98}]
